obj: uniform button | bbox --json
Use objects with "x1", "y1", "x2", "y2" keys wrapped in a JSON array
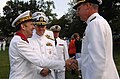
[{"x1": 49, "y1": 51, "x2": 51, "y2": 54}]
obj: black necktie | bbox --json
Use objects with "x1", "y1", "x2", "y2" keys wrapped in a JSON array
[{"x1": 55, "y1": 38, "x2": 57, "y2": 46}]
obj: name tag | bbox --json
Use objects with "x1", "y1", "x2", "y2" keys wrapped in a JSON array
[{"x1": 59, "y1": 44, "x2": 64, "y2": 46}]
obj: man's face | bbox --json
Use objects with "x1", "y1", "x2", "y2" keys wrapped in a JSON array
[
  {"x1": 35, "y1": 25, "x2": 46, "y2": 36},
  {"x1": 76, "y1": 3, "x2": 89, "y2": 21},
  {"x1": 23, "y1": 21, "x2": 35, "y2": 38},
  {"x1": 53, "y1": 31, "x2": 59, "y2": 38}
]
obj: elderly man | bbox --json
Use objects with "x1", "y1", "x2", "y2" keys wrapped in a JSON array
[
  {"x1": 50, "y1": 25, "x2": 69, "y2": 79},
  {"x1": 73, "y1": 0, "x2": 120, "y2": 79},
  {"x1": 29, "y1": 12, "x2": 57, "y2": 79},
  {"x1": 9, "y1": 10, "x2": 77, "y2": 79}
]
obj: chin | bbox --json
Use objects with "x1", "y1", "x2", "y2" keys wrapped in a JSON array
[
  {"x1": 28, "y1": 34, "x2": 32, "y2": 38},
  {"x1": 39, "y1": 34, "x2": 44, "y2": 36}
]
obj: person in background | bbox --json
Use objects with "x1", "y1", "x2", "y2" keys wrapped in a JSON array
[
  {"x1": 29, "y1": 12, "x2": 57, "y2": 79},
  {"x1": 73, "y1": 33, "x2": 82, "y2": 59},
  {"x1": 50, "y1": 25, "x2": 69, "y2": 79},
  {"x1": 0, "y1": 39, "x2": 3, "y2": 51},
  {"x1": 73, "y1": 33, "x2": 82, "y2": 78},
  {"x1": 9, "y1": 10, "x2": 78, "y2": 79},
  {"x1": 73, "y1": 0, "x2": 120, "y2": 79},
  {"x1": 0, "y1": 38, "x2": 6, "y2": 51},
  {"x1": 68, "y1": 34, "x2": 76, "y2": 58},
  {"x1": 68, "y1": 34, "x2": 76, "y2": 78},
  {"x1": 2, "y1": 39, "x2": 6, "y2": 51}
]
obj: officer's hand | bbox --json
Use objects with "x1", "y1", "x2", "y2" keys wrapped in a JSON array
[
  {"x1": 40, "y1": 68, "x2": 51, "y2": 77},
  {"x1": 65, "y1": 58, "x2": 78, "y2": 71}
]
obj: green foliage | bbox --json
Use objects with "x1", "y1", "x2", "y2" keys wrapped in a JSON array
[
  {"x1": 58, "y1": 0, "x2": 120, "y2": 38},
  {"x1": 0, "y1": 0, "x2": 57, "y2": 37},
  {"x1": 0, "y1": 0, "x2": 120, "y2": 38},
  {"x1": 99, "y1": 0, "x2": 120, "y2": 34}
]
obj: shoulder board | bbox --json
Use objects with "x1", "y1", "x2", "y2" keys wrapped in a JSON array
[
  {"x1": 90, "y1": 16, "x2": 96, "y2": 22},
  {"x1": 45, "y1": 35, "x2": 54, "y2": 40}
]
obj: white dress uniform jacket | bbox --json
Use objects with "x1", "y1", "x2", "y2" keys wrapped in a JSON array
[
  {"x1": 29, "y1": 32, "x2": 58, "y2": 79},
  {"x1": 77, "y1": 13, "x2": 120, "y2": 79},
  {"x1": 55, "y1": 37, "x2": 69, "y2": 79},
  {"x1": 56, "y1": 37, "x2": 69, "y2": 61},
  {"x1": 33, "y1": 29, "x2": 54, "y2": 40},
  {"x1": 9, "y1": 35, "x2": 65, "y2": 79}
]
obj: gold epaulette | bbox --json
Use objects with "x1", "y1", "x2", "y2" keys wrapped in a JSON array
[{"x1": 45, "y1": 35, "x2": 54, "y2": 40}]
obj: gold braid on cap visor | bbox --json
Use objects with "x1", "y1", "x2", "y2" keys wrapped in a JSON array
[
  {"x1": 15, "y1": 16, "x2": 32, "y2": 26},
  {"x1": 34, "y1": 22, "x2": 47, "y2": 26},
  {"x1": 77, "y1": 0, "x2": 86, "y2": 4}
]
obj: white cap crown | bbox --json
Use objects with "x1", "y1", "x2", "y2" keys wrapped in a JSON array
[{"x1": 50, "y1": 25, "x2": 61, "y2": 32}]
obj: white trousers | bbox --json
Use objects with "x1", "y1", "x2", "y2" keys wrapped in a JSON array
[{"x1": 55, "y1": 71, "x2": 65, "y2": 79}]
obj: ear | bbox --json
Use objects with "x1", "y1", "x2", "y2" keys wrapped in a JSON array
[
  {"x1": 45, "y1": 26, "x2": 46, "y2": 29},
  {"x1": 21, "y1": 24, "x2": 26, "y2": 30}
]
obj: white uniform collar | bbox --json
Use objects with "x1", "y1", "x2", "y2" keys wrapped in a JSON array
[
  {"x1": 86, "y1": 13, "x2": 99, "y2": 24},
  {"x1": 56, "y1": 37, "x2": 60, "y2": 40},
  {"x1": 33, "y1": 32, "x2": 45, "y2": 40}
]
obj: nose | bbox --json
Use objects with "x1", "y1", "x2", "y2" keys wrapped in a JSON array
[{"x1": 33, "y1": 25, "x2": 35, "y2": 29}]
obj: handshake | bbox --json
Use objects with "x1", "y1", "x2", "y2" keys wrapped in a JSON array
[
  {"x1": 65, "y1": 58, "x2": 78, "y2": 71},
  {"x1": 40, "y1": 58, "x2": 78, "y2": 77}
]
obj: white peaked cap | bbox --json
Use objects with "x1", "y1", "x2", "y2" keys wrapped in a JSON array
[{"x1": 12, "y1": 10, "x2": 32, "y2": 27}]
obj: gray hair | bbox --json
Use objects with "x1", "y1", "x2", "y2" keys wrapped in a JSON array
[
  {"x1": 82, "y1": 2, "x2": 99, "y2": 10},
  {"x1": 90, "y1": 3, "x2": 99, "y2": 10}
]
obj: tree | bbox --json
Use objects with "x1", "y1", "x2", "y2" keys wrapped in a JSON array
[
  {"x1": 0, "y1": 0, "x2": 120, "y2": 39},
  {"x1": 48, "y1": 14, "x2": 71, "y2": 38},
  {"x1": 0, "y1": 0, "x2": 57, "y2": 37},
  {"x1": 48, "y1": 0, "x2": 87, "y2": 38},
  {"x1": 61, "y1": 0, "x2": 120, "y2": 38},
  {"x1": 99, "y1": 0, "x2": 120, "y2": 34},
  {"x1": 60, "y1": 0, "x2": 86, "y2": 38}
]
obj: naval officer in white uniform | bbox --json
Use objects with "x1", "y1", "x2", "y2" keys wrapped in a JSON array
[
  {"x1": 73, "y1": 0, "x2": 120, "y2": 79},
  {"x1": 50, "y1": 25, "x2": 69, "y2": 79},
  {"x1": 29, "y1": 12, "x2": 57, "y2": 79},
  {"x1": 9, "y1": 10, "x2": 77, "y2": 79}
]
